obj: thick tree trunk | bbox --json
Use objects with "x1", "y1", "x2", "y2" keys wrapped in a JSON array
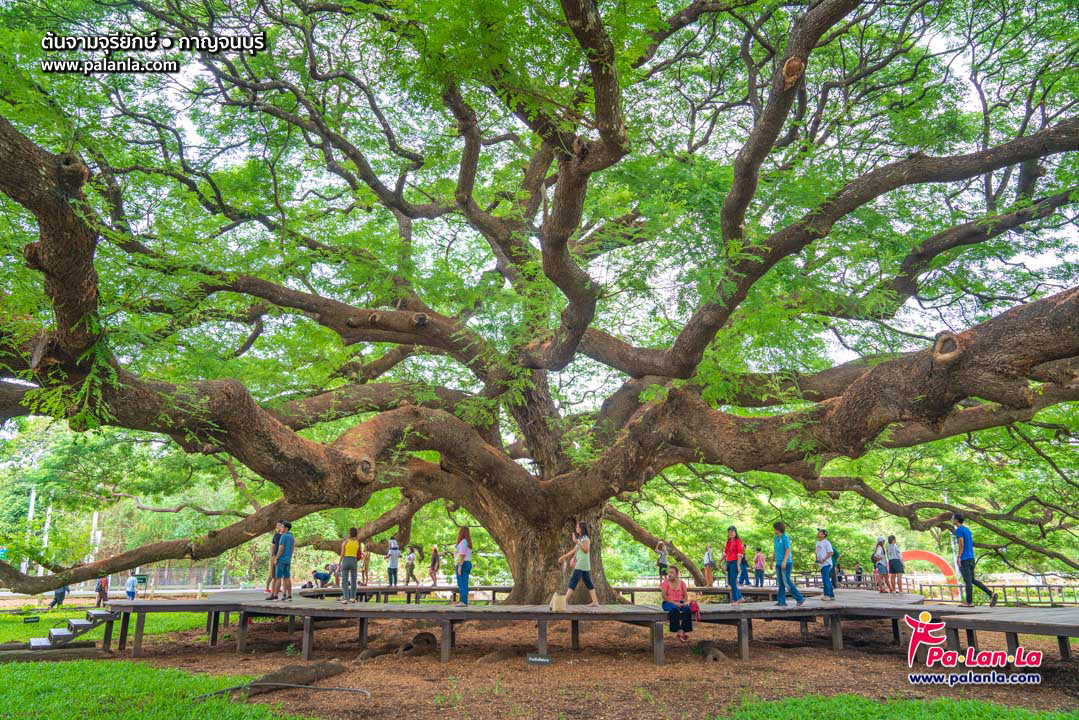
[{"x1": 479, "y1": 502, "x2": 621, "y2": 605}]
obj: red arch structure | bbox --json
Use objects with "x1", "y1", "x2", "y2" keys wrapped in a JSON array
[{"x1": 902, "y1": 549, "x2": 958, "y2": 597}]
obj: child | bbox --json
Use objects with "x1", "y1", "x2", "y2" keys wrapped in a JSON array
[
  {"x1": 656, "y1": 541, "x2": 668, "y2": 578},
  {"x1": 753, "y1": 548, "x2": 766, "y2": 587},
  {"x1": 361, "y1": 542, "x2": 371, "y2": 585},
  {"x1": 702, "y1": 543, "x2": 714, "y2": 587},
  {"x1": 872, "y1": 537, "x2": 888, "y2": 593}
]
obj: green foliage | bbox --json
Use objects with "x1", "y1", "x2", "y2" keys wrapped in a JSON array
[
  {"x1": 714, "y1": 695, "x2": 1079, "y2": 720},
  {"x1": 0, "y1": 660, "x2": 311, "y2": 719}
]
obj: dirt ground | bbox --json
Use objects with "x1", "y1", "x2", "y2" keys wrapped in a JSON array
[{"x1": 114, "y1": 610, "x2": 1079, "y2": 720}]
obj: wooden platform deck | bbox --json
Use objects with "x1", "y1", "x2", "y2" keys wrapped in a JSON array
[{"x1": 103, "y1": 588, "x2": 1078, "y2": 667}]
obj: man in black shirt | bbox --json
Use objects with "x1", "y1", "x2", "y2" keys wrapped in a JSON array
[{"x1": 265, "y1": 530, "x2": 281, "y2": 595}]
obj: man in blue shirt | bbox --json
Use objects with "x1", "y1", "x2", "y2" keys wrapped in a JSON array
[
  {"x1": 772, "y1": 521, "x2": 805, "y2": 606},
  {"x1": 270, "y1": 520, "x2": 295, "y2": 602},
  {"x1": 953, "y1": 513, "x2": 997, "y2": 607}
]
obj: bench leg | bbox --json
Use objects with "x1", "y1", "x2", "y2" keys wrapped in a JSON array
[
  {"x1": 652, "y1": 622, "x2": 664, "y2": 665},
  {"x1": 287, "y1": 615, "x2": 295, "y2": 637},
  {"x1": 1006, "y1": 632, "x2": 1019, "y2": 668},
  {"x1": 747, "y1": 618, "x2": 753, "y2": 641},
  {"x1": 946, "y1": 627, "x2": 959, "y2": 652},
  {"x1": 358, "y1": 618, "x2": 368, "y2": 649},
  {"x1": 800, "y1": 619, "x2": 809, "y2": 644},
  {"x1": 223, "y1": 611, "x2": 230, "y2": 628},
  {"x1": 891, "y1": 618, "x2": 901, "y2": 645},
  {"x1": 440, "y1": 621, "x2": 451, "y2": 663},
  {"x1": 1058, "y1": 636, "x2": 1072, "y2": 660},
  {"x1": 302, "y1": 616, "x2": 313, "y2": 660},
  {"x1": 118, "y1": 612, "x2": 130, "y2": 652},
  {"x1": 830, "y1": 615, "x2": 843, "y2": 651},
  {"x1": 965, "y1": 629, "x2": 977, "y2": 651},
  {"x1": 571, "y1": 620, "x2": 580, "y2": 650},
  {"x1": 102, "y1": 620, "x2": 114, "y2": 652},
  {"x1": 209, "y1": 611, "x2": 220, "y2": 647},
  {"x1": 537, "y1": 620, "x2": 548, "y2": 656},
  {"x1": 738, "y1": 618, "x2": 750, "y2": 660},
  {"x1": 237, "y1": 611, "x2": 248, "y2": 652},
  {"x1": 133, "y1": 612, "x2": 146, "y2": 658}
]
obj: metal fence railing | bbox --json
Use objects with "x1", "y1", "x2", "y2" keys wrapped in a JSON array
[{"x1": 918, "y1": 583, "x2": 1079, "y2": 606}]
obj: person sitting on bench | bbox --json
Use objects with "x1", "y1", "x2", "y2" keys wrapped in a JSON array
[{"x1": 661, "y1": 566, "x2": 693, "y2": 644}]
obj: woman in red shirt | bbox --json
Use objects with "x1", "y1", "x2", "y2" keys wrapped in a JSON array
[
  {"x1": 660, "y1": 566, "x2": 693, "y2": 643},
  {"x1": 724, "y1": 526, "x2": 745, "y2": 605}
]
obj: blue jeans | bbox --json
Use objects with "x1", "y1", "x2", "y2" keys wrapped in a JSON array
[
  {"x1": 661, "y1": 601, "x2": 693, "y2": 633},
  {"x1": 820, "y1": 564, "x2": 834, "y2": 598},
  {"x1": 739, "y1": 564, "x2": 749, "y2": 585},
  {"x1": 775, "y1": 563, "x2": 804, "y2": 605},
  {"x1": 726, "y1": 560, "x2": 742, "y2": 602},
  {"x1": 456, "y1": 560, "x2": 472, "y2": 605},
  {"x1": 754, "y1": 569, "x2": 764, "y2": 586},
  {"x1": 341, "y1": 557, "x2": 358, "y2": 601}
]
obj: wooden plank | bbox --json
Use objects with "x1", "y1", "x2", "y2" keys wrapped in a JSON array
[
  {"x1": 830, "y1": 615, "x2": 843, "y2": 651},
  {"x1": 891, "y1": 618, "x2": 901, "y2": 645},
  {"x1": 237, "y1": 611, "x2": 248, "y2": 653},
  {"x1": 358, "y1": 618, "x2": 368, "y2": 649},
  {"x1": 102, "y1": 620, "x2": 113, "y2": 652},
  {"x1": 965, "y1": 629, "x2": 977, "y2": 651},
  {"x1": 652, "y1": 622, "x2": 664, "y2": 665},
  {"x1": 440, "y1": 621, "x2": 451, "y2": 664},
  {"x1": 287, "y1": 615, "x2": 295, "y2": 637},
  {"x1": 946, "y1": 627, "x2": 959, "y2": 652},
  {"x1": 223, "y1": 611, "x2": 230, "y2": 628},
  {"x1": 302, "y1": 616, "x2": 313, "y2": 661},
  {"x1": 571, "y1": 620, "x2": 580, "y2": 651},
  {"x1": 209, "y1": 611, "x2": 220, "y2": 647},
  {"x1": 738, "y1": 618, "x2": 749, "y2": 660},
  {"x1": 132, "y1": 613, "x2": 146, "y2": 658},
  {"x1": 800, "y1": 619, "x2": 809, "y2": 644},
  {"x1": 537, "y1": 620, "x2": 548, "y2": 656},
  {"x1": 1058, "y1": 636, "x2": 1071, "y2": 660},
  {"x1": 117, "y1": 612, "x2": 129, "y2": 652}
]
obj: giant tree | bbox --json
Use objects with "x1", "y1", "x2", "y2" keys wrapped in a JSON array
[{"x1": 1, "y1": 0, "x2": 1077, "y2": 601}]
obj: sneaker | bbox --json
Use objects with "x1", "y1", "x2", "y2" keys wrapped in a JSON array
[
  {"x1": 267, "y1": 595, "x2": 279, "y2": 601},
  {"x1": 283, "y1": 596, "x2": 292, "y2": 602},
  {"x1": 989, "y1": 592, "x2": 998, "y2": 607},
  {"x1": 774, "y1": 602, "x2": 787, "y2": 607},
  {"x1": 796, "y1": 599, "x2": 805, "y2": 607}
]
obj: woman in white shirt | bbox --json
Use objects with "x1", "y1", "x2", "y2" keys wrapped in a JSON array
[
  {"x1": 886, "y1": 535, "x2": 904, "y2": 593},
  {"x1": 453, "y1": 527, "x2": 473, "y2": 606}
]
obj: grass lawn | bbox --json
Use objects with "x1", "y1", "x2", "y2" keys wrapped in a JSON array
[
  {"x1": 0, "y1": 607, "x2": 208, "y2": 644},
  {"x1": 717, "y1": 695, "x2": 1079, "y2": 719},
  {"x1": 0, "y1": 660, "x2": 311, "y2": 719}
]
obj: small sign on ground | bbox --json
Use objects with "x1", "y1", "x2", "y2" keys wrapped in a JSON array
[{"x1": 526, "y1": 653, "x2": 552, "y2": 665}]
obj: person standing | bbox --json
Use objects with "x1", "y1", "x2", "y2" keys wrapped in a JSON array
[
  {"x1": 270, "y1": 520, "x2": 295, "y2": 602},
  {"x1": 854, "y1": 563, "x2": 864, "y2": 585},
  {"x1": 724, "y1": 526, "x2": 745, "y2": 605},
  {"x1": 428, "y1": 544, "x2": 441, "y2": 586},
  {"x1": 404, "y1": 546, "x2": 420, "y2": 585},
  {"x1": 953, "y1": 513, "x2": 998, "y2": 607},
  {"x1": 95, "y1": 576, "x2": 109, "y2": 607},
  {"x1": 660, "y1": 566, "x2": 693, "y2": 643},
  {"x1": 339, "y1": 527, "x2": 360, "y2": 604},
  {"x1": 125, "y1": 571, "x2": 138, "y2": 601},
  {"x1": 453, "y1": 527, "x2": 472, "y2": 606},
  {"x1": 702, "y1": 544, "x2": 714, "y2": 587},
  {"x1": 47, "y1": 584, "x2": 69, "y2": 610},
  {"x1": 559, "y1": 521, "x2": 600, "y2": 607},
  {"x1": 772, "y1": 521, "x2": 805, "y2": 607},
  {"x1": 656, "y1": 541, "x2": 669, "y2": 579},
  {"x1": 386, "y1": 536, "x2": 401, "y2": 586},
  {"x1": 265, "y1": 528, "x2": 281, "y2": 595},
  {"x1": 872, "y1": 537, "x2": 888, "y2": 593},
  {"x1": 361, "y1": 542, "x2": 371, "y2": 586},
  {"x1": 738, "y1": 553, "x2": 750, "y2": 586},
  {"x1": 753, "y1": 548, "x2": 766, "y2": 587},
  {"x1": 815, "y1": 528, "x2": 835, "y2": 600},
  {"x1": 886, "y1": 535, "x2": 904, "y2": 593}
]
